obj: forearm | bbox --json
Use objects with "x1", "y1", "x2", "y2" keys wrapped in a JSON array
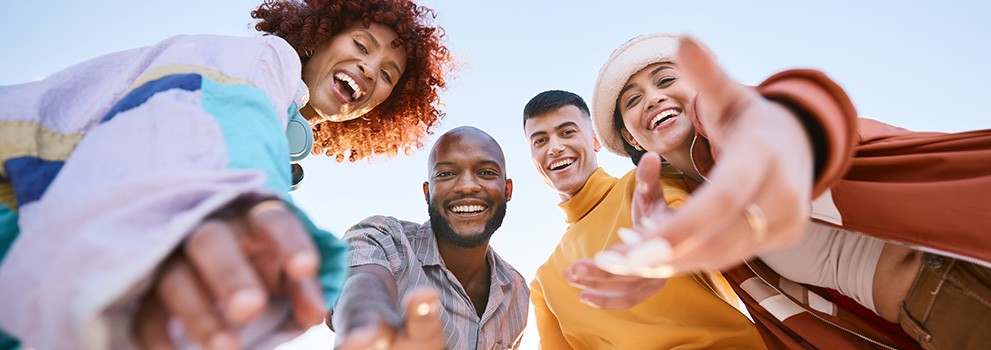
[{"x1": 331, "y1": 271, "x2": 402, "y2": 334}]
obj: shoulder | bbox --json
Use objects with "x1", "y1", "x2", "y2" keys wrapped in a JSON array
[
  {"x1": 343, "y1": 215, "x2": 421, "y2": 242},
  {"x1": 490, "y1": 249, "x2": 528, "y2": 287}
]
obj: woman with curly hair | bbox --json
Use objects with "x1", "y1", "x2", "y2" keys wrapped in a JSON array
[
  {"x1": 0, "y1": 0, "x2": 451, "y2": 349},
  {"x1": 253, "y1": 0, "x2": 451, "y2": 162}
]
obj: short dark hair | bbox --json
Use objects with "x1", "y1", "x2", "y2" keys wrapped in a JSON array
[{"x1": 523, "y1": 90, "x2": 590, "y2": 127}]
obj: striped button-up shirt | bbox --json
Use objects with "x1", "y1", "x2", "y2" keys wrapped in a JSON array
[{"x1": 339, "y1": 215, "x2": 529, "y2": 349}]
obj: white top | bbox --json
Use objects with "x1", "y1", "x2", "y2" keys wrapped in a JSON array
[{"x1": 759, "y1": 221, "x2": 885, "y2": 313}]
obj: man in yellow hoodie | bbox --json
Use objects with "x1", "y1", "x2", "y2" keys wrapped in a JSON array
[{"x1": 522, "y1": 90, "x2": 765, "y2": 348}]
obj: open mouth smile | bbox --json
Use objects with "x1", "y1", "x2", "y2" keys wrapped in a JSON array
[{"x1": 334, "y1": 72, "x2": 366, "y2": 102}]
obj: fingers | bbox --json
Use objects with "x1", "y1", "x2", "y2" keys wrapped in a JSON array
[
  {"x1": 157, "y1": 258, "x2": 240, "y2": 350},
  {"x1": 677, "y1": 36, "x2": 755, "y2": 132},
  {"x1": 244, "y1": 200, "x2": 327, "y2": 327},
  {"x1": 185, "y1": 220, "x2": 267, "y2": 324},
  {"x1": 645, "y1": 145, "x2": 768, "y2": 248},
  {"x1": 566, "y1": 260, "x2": 662, "y2": 291},
  {"x1": 246, "y1": 200, "x2": 320, "y2": 281},
  {"x1": 134, "y1": 292, "x2": 175, "y2": 350},
  {"x1": 401, "y1": 288, "x2": 444, "y2": 347},
  {"x1": 632, "y1": 153, "x2": 670, "y2": 229},
  {"x1": 285, "y1": 277, "x2": 327, "y2": 327},
  {"x1": 575, "y1": 277, "x2": 667, "y2": 309},
  {"x1": 338, "y1": 327, "x2": 390, "y2": 350}
]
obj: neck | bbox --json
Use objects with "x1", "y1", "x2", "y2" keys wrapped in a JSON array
[
  {"x1": 436, "y1": 238, "x2": 492, "y2": 317},
  {"x1": 436, "y1": 238, "x2": 490, "y2": 287},
  {"x1": 299, "y1": 103, "x2": 320, "y2": 123},
  {"x1": 662, "y1": 141, "x2": 705, "y2": 183}
]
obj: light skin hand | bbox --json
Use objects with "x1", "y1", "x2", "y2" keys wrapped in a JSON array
[
  {"x1": 134, "y1": 198, "x2": 325, "y2": 350},
  {"x1": 631, "y1": 36, "x2": 813, "y2": 275},
  {"x1": 566, "y1": 259, "x2": 667, "y2": 309}
]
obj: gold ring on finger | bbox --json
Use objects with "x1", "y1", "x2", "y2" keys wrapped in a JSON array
[{"x1": 742, "y1": 203, "x2": 768, "y2": 243}]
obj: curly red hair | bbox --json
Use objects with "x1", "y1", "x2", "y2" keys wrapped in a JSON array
[{"x1": 252, "y1": 0, "x2": 452, "y2": 162}]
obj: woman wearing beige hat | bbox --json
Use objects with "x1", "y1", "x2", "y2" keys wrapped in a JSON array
[{"x1": 577, "y1": 34, "x2": 991, "y2": 349}]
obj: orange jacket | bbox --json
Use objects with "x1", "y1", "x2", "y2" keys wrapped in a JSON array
[{"x1": 690, "y1": 69, "x2": 991, "y2": 349}]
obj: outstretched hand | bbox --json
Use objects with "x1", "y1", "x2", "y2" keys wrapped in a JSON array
[
  {"x1": 596, "y1": 36, "x2": 814, "y2": 278},
  {"x1": 134, "y1": 197, "x2": 325, "y2": 350}
]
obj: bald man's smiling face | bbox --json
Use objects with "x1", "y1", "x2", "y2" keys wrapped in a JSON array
[{"x1": 423, "y1": 129, "x2": 513, "y2": 248}]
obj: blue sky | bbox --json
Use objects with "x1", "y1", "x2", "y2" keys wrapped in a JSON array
[{"x1": 3, "y1": 0, "x2": 989, "y2": 348}]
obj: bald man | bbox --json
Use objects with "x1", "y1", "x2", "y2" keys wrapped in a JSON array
[{"x1": 330, "y1": 126, "x2": 529, "y2": 349}]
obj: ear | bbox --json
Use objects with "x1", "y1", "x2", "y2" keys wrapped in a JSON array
[
  {"x1": 504, "y1": 178, "x2": 514, "y2": 202},
  {"x1": 620, "y1": 128, "x2": 639, "y2": 148},
  {"x1": 422, "y1": 181, "x2": 430, "y2": 203},
  {"x1": 593, "y1": 135, "x2": 602, "y2": 152}
]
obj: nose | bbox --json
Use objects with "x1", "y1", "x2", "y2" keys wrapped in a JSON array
[
  {"x1": 455, "y1": 174, "x2": 482, "y2": 194},
  {"x1": 357, "y1": 61, "x2": 375, "y2": 82},
  {"x1": 645, "y1": 89, "x2": 667, "y2": 111},
  {"x1": 547, "y1": 137, "x2": 564, "y2": 156}
]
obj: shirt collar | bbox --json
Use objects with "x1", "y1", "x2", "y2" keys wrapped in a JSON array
[
  {"x1": 558, "y1": 167, "x2": 617, "y2": 224},
  {"x1": 414, "y1": 220, "x2": 445, "y2": 267}
]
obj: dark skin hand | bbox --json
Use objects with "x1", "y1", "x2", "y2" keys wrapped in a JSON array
[
  {"x1": 332, "y1": 265, "x2": 445, "y2": 350},
  {"x1": 133, "y1": 198, "x2": 325, "y2": 350}
]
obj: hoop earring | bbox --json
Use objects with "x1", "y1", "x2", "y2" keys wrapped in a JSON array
[
  {"x1": 632, "y1": 143, "x2": 644, "y2": 152},
  {"x1": 304, "y1": 49, "x2": 313, "y2": 58}
]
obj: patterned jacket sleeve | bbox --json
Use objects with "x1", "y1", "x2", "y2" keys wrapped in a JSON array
[{"x1": 0, "y1": 35, "x2": 346, "y2": 350}]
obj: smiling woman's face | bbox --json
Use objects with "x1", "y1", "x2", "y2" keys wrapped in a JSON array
[
  {"x1": 301, "y1": 22, "x2": 407, "y2": 123},
  {"x1": 618, "y1": 62, "x2": 697, "y2": 156}
]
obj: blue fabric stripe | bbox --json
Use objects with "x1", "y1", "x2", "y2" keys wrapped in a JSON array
[
  {"x1": 101, "y1": 73, "x2": 202, "y2": 123},
  {"x1": 200, "y1": 78, "x2": 291, "y2": 194},
  {"x1": 0, "y1": 204, "x2": 18, "y2": 265},
  {"x1": 3, "y1": 158, "x2": 64, "y2": 206}
]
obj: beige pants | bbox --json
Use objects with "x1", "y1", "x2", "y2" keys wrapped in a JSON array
[{"x1": 899, "y1": 253, "x2": 991, "y2": 350}]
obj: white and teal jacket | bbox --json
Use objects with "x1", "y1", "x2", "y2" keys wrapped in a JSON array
[{"x1": 0, "y1": 34, "x2": 346, "y2": 349}]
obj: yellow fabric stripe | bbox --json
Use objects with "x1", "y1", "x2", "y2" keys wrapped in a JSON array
[
  {"x1": 0, "y1": 120, "x2": 84, "y2": 177},
  {"x1": 125, "y1": 64, "x2": 256, "y2": 95},
  {"x1": 0, "y1": 182, "x2": 16, "y2": 211}
]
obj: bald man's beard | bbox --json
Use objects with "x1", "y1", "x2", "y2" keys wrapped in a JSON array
[{"x1": 428, "y1": 201, "x2": 507, "y2": 248}]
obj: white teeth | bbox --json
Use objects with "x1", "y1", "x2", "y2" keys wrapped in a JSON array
[
  {"x1": 549, "y1": 159, "x2": 575, "y2": 170},
  {"x1": 451, "y1": 205, "x2": 485, "y2": 213},
  {"x1": 334, "y1": 72, "x2": 365, "y2": 100},
  {"x1": 649, "y1": 109, "x2": 679, "y2": 129}
]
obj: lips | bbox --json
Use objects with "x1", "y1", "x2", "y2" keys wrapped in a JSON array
[
  {"x1": 447, "y1": 200, "x2": 489, "y2": 216},
  {"x1": 333, "y1": 71, "x2": 366, "y2": 103},
  {"x1": 647, "y1": 108, "x2": 681, "y2": 131},
  {"x1": 548, "y1": 158, "x2": 576, "y2": 171}
]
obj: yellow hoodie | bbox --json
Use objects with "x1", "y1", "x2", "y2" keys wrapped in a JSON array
[{"x1": 530, "y1": 168, "x2": 765, "y2": 349}]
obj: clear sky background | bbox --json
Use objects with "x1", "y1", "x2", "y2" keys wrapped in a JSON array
[{"x1": 2, "y1": 1, "x2": 989, "y2": 348}]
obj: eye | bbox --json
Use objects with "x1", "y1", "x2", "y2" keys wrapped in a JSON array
[
  {"x1": 624, "y1": 94, "x2": 642, "y2": 109},
  {"x1": 657, "y1": 76, "x2": 676, "y2": 88},
  {"x1": 479, "y1": 169, "x2": 499, "y2": 177},
  {"x1": 562, "y1": 129, "x2": 577, "y2": 136},
  {"x1": 436, "y1": 171, "x2": 455, "y2": 178},
  {"x1": 381, "y1": 69, "x2": 393, "y2": 84},
  {"x1": 532, "y1": 137, "x2": 547, "y2": 146},
  {"x1": 353, "y1": 39, "x2": 368, "y2": 54}
]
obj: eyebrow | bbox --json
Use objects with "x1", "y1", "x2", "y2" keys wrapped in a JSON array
[
  {"x1": 360, "y1": 29, "x2": 404, "y2": 78},
  {"x1": 433, "y1": 160, "x2": 503, "y2": 170},
  {"x1": 529, "y1": 121, "x2": 579, "y2": 140},
  {"x1": 618, "y1": 65, "x2": 675, "y2": 98}
]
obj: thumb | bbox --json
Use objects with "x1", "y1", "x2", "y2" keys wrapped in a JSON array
[
  {"x1": 402, "y1": 288, "x2": 444, "y2": 344},
  {"x1": 677, "y1": 36, "x2": 753, "y2": 133},
  {"x1": 633, "y1": 152, "x2": 668, "y2": 229}
]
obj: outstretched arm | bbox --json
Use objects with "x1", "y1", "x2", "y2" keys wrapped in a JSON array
[
  {"x1": 599, "y1": 36, "x2": 857, "y2": 276},
  {"x1": 332, "y1": 265, "x2": 444, "y2": 350}
]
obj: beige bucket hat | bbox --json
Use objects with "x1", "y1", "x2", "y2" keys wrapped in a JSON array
[{"x1": 591, "y1": 34, "x2": 681, "y2": 156}]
